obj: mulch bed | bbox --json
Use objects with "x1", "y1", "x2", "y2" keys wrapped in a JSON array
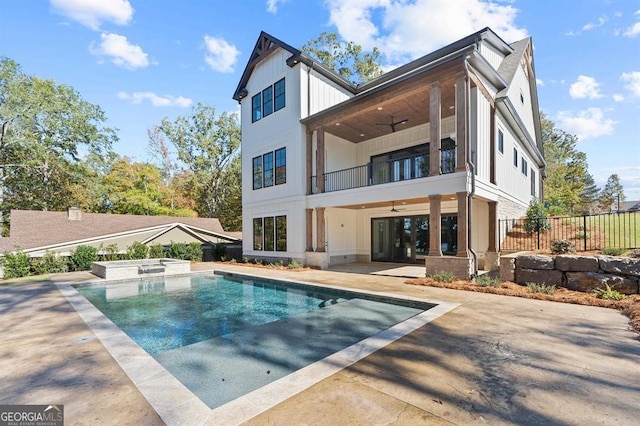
[{"x1": 406, "y1": 277, "x2": 640, "y2": 336}]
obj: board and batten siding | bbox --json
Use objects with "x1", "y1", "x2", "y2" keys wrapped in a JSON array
[
  {"x1": 506, "y1": 59, "x2": 537, "y2": 141},
  {"x1": 301, "y1": 64, "x2": 353, "y2": 118},
  {"x1": 470, "y1": 87, "x2": 492, "y2": 182},
  {"x1": 478, "y1": 42, "x2": 506, "y2": 72}
]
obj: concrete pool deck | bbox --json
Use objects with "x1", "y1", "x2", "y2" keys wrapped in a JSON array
[{"x1": 1, "y1": 262, "x2": 639, "y2": 425}]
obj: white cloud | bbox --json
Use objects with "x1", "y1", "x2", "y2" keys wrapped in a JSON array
[
  {"x1": 118, "y1": 91, "x2": 192, "y2": 107},
  {"x1": 557, "y1": 108, "x2": 616, "y2": 141},
  {"x1": 569, "y1": 75, "x2": 603, "y2": 99},
  {"x1": 621, "y1": 71, "x2": 640, "y2": 97},
  {"x1": 582, "y1": 16, "x2": 607, "y2": 31},
  {"x1": 203, "y1": 35, "x2": 239, "y2": 73},
  {"x1": 90, "y1": 33, "x2": 150, "y2": 69},
  {"x1": 324, "y1": 0, "x2": 528, "y2": 63},
  {"x1": 623, "y1": 10, "x2": 640, "y2": 37},
  {"x1": 267, "y1": 0, "x2": 288, "y2": 14},
  {"x1": 50, "y1": 0, "x2": 133, "y2": 30},
  {"x1": 612, "y1": 93, "x2": 625, "y2": 102},
  {"x1": 536, "y1": 78, "x2": 544, "y2": 87}
]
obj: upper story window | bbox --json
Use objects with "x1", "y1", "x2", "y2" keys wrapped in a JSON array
[
  {"x1": 275, "y1": 147, "x2": 287, "y2": 185},
  {"x1": 531, "y1": 169, "x2": 536, "y2": 196},
  {"x1": 251, "y1": 78, "x2": 285, "y2": 123},
  {"x1": 521, "y1": 158, "x2": 528, "y2": 176},
  {"x1": 252, "y1": 156, "x2": 263, "y2": 189},
  {"x1": 263, "y1": 151, "x2": 274, "y2": 187},
  {"x1": 498, "y1": 130, "x2": 504, "y2": 154},
  {"x1": 513, "y1": 148, "x2": 518, "y2": 168},
  {"x1": 253, "y1": 147, "x2": 286, "y2": 190},
  {"x1": 520, "y1": 90, "x2": 525, "y2": 104}
]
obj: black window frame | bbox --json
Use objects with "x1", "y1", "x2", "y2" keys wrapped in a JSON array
[
  {"x1": 253, "y1": 218, "x2": 263, "y2": 250},
  {"x1": 251, "y1": 93, "x2": 262, "y2": 123},
  {"x1": 252, "y1": 156, "x2": 263, "y2": 190},
  {"x1": 276, "y1": 215, "x2": 287, "y2": 251},
  {"x1": 263, "y1": 151, "x2": 274, "y2": 187},
  {"x1": 264, "y1": 217, "x2": 275, "y2": 251},
  {"x1": 513, "y1": 148, "x2": 518, "y2": 168},
  {"x1": 521, "y1": 158, "x2": 528, "y2": 176},
  {"x1": 275, "y1": 147, "x2": 286, "y2": 185},
  {"x1": 262, "y1": 86, "x2": 273, "y2": 117},
  {"x1": 498, "y1": 129, "x2": 504, "y2": 154},
  {"x1": 531, "y1": 169, "x2": 536, "y2": 196},
  {"x1": 274, "y1": 78, "x2": 285, "y2": 111}
]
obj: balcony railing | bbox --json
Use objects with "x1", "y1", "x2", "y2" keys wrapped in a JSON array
[{"x1": 311, "y1": 148, "x2": 456, "y2": 194}]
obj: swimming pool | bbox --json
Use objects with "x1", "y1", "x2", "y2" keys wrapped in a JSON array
[{"x1": 76, "y1": 273, "x2": 433, "y2": 409}]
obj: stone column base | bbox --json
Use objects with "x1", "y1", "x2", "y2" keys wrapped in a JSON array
[
  {"x1": 425, "y1": 256, "x2": 474, "y2": 280},
  {"x1": 305, "y1": 251, "x2": 329, "y2": 270},
  {"x1": 485, "y1": 252, "x2": 500, "y2": 272}
]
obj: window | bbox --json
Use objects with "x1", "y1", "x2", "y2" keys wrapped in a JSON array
[
  {"x1": 276, "y1": 216, "x2": 287, "y2": 251},
  {"x1": 263, "y1": 151, "x2": 274, "y2": 187},
  {"x1": 275, "y1": 147, "x2": 286, "y2": 185},
  {"x1": 262, "y1": 87, "x2": 273, "y2": 117},
  {"x1": 251, "y1": 93, "x2": 261, "y2": 123},
  {"x1": 531, "y1": 169, "x2": 536, "y2": 196},
  {"x1": 498, "y1": 130, "x2": 504, "y2": 154},
  {"x1": 513, "y1": 148, "x2": 518, "y2": 168},
  {"x1": 252, "y1": 156, "x2": 263, "y2": 190},
  {"x1": 253, "y1": 216, "x2": 287, "y2": 252},
  {"x1": 521, "y1": 158, "x2": 528, "y2": 176},
  {"x1": 274, "y1": 78, "x2": 285, "y2": 111},
  {"x1": 520, "y1": 90, "x2": 525, "y2": 104},
  {"x1": 253, "y1": 218, "x2": 263, "y2": 250}
]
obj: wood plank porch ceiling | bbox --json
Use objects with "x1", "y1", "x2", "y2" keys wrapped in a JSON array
[{"x1": 306, "y1": 62, "x2": 464, "y2": 143}]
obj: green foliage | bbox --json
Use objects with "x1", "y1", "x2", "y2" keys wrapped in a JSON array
[
  {"x1": 185, "y1": 242, "x2": 203, "y2": 261},
  {"x1": 598, "y1": 174, "x2": 625, "y2": 212},
  {"x1": 1, "y1": 250, "x2": 31, "y2": 278},
  {"x1": 475, "y1": 274, "x2": 501, "y2": 287},
  {"x1": 167, "y1": 242, "x2": 187, "y2": 259},
  {"x1": 148, "y1": 243, "x2": 165, "y2": 259},
  {"x1": 523, "y1": 198, "x2": 550, "y2": 233},
  {"x1": 288, "y1": 260, "x2": 304, "y2": 269},
  {"x1": 32, "y1": 251, "x2": 67, "y2": 275},
  {"x1": 594, "y1": 284, "x2": 627, "y2": 300},
  {"x1": 601, "y1": 247, "x2": 625, "y2": 256},
  {"x1": 69, "y1": 245, "x2": 98, "y2": 271},
  {"x1": 126, "y1": 242, "x2": 148, "y2": 260},
  {"x1": 550, "y1": 239, "x2": 576, "y2": 254},
  {"x1": 526, "y1": 282, "x2": 556, "y2": 294},
  {"x1": 302, "y1": 32, "x2": 383, "y2": 84},
  {"x1": 431, "y1": 270, "x2": 456, "y2": 283},
  {"x1": 99, "y1": 243, "x2": 121, "y2": 261}
]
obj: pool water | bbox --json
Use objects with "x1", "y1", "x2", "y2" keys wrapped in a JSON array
[{"x1": 76, "y1": 274, "x2": 432, "y2": 409}]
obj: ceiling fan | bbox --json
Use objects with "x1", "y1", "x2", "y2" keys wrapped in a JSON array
[
  {"x1": 376, "y1": 115, "x2": 408, "y2": 133},
  {"x1": 390, "y1": 201, "x2": 407, "y2": 212}
]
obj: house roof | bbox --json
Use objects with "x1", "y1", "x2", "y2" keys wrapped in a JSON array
[
  {"x1": 619, "y1": 200, "x2": 640, "y2": 211},
  {"x1": 0, "y1": 209, "x2": 241, "y2": 253}
]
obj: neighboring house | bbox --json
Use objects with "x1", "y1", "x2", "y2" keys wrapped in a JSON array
[
  {"x1": 233, "y1": 27, "x2": 544, "y2": 278},
  {"x1": 0, "y1": 208, "x2": 241, "y2": 258},
  {"x1": 614, "y1": 200, "x2": 640, "y2": 212}
]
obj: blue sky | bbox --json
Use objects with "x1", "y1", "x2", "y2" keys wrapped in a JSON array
[{"x1": 1, "y1": 0, "x2": 639, "y2": 198}]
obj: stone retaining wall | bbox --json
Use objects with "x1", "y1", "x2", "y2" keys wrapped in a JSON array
[{"x1": 500, "y1": 253, "x2": 640, "y2": 295}]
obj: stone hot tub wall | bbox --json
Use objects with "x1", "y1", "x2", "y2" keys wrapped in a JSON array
[{"x1": 500, "y1": 253, "x2": 640, "y2": 295}]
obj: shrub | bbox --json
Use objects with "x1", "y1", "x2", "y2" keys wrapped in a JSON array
[
  {"x1": 148, "y1": 243, "x2": 165, "y2": 258},
  {"x1": 629, "y1": 249, "x2": 640, "y2": 259},
  {"x1": 100, "y1": 243, "x2": 121, "y2": 261},
  {"x1": 431, "y1": 270, "x2": 456, "y2": 283},
  {"x1": 212, "y1": 243, "x2": 226, "y2": 261},
  {"x1": 185, "y1": 242, "x2": 203, "y2": 261},
  {"x1": 550, "y1": 239, "x2": 576, "y2": 254},
  {"x1": 168, "y1": 242, "x2": 187, "y2": 259},
  {"x1": 526, "y1": 282, "x2": 556, "y2": 294},
  {"x1": 69, "y1": 245, "x2": 98, "y2": 271},
  {"x1": 601, "y1": 247, "x2": 625, "y2": 256},
  {"x1": 288, "y1": 260, "x2": 303, "y2": 269},
  {"x1": 32, "y1": 251, "x2": 67, "y2": 275},
  {"x1": 1, "y1": 250, "x2": 31, "y2": 278},
  {"x1": 475, "y1": 274, "x2": 501, "y2": 287},
  {"x1": 126, "y1": 242, "x2": 148, "y2": 260},
  {"x1": 594, "y1": 284, "x2": 627, "y2": 300},
  {"x1": 523, "y1": 199, "x2": 551, "y2": 233}
]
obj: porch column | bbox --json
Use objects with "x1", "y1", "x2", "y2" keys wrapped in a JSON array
[
  {"x1": 489, "y1": 106, "x2": 497, "y2": 184},
  {"x1": 306, "y1": 208, "x2": 313, "y2": 251},
  {"x1": 456, "y1": 191, "x2": 470, "y2": 257},
  {"x1": 315, "y1": 207, "x2": 326, "y2": 252},
  {"x1": 428, "y1": 195, "x2": 442, "y2": 256},
  {"x1": 429, "y1": 83, "x2": 441, "y2": 176},
  {"x1": 317, "y1": 127, "x2": 325, "y2": 193},
  {"x1": 488, "y1": 201, "x2": 497, "y2": 252},
  {"x1": 306, "y1": 130, "x2": 313, "y2": 194},
  {"x1": 455, "y1": 75, "x2": 468, "y2": 173}
]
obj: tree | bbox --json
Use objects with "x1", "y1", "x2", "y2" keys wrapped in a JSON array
[
  {"x1": 577, "y1": 173, "x2": 600, "y2": 214},
  {"x1": 599, "y1": 174, "x2": 625, "y2": 212},
  {"x1": 0, "y1": 57, "x2": 116, "y2": 232},
  {"x1": 302, "y1": 32, "x2": 383, "y2": 84},
  {"x1": 541, "y1": 112, "x2": 594, "y2": 214},
  {"x1": 157, "y1": 104, "x2": 241, "y2": 229}
]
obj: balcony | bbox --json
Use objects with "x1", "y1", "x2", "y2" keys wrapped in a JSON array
[{"x1": 310, "y1": 147, "x2": 456, "y2": 194}]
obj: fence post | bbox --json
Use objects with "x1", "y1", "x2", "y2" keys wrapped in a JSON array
[
  {"x1": 536, "y1": 218, "x2": 541, "y2": 250},
  {"x1": 583, "y1": 215, "x2": 587, "y2": 251},
  {"x1": 498, "y1": 220, "x2": 501, "y2": 251}
]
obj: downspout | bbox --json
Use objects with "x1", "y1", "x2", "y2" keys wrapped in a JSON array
[{"x1": 464, "y1": 53, "x2": 478, "y2": 277}]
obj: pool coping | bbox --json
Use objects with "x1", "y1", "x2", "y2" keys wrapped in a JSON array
[{"x1": 56, "y1": 271, "x2": 459, "y2": 426}]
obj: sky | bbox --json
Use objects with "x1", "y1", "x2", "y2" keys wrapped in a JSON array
[{"x1": 1, "y1": 0, "x2": 639, "y2": 199}]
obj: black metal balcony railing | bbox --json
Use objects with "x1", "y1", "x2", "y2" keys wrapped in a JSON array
[{"x1": 310, "y1": 148, "x2": 456, "y2": 194}]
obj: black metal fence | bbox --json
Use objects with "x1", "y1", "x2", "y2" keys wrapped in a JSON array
[{"x1": 499, "y1": 211, "x2": 640, "y2": 252}]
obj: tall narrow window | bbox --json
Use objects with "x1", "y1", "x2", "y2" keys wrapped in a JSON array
[
  {"x1": 498, "y1": 130, "x2": 504, "y2": 154},
  {"x1": 252, "y1": 156, "x2": 263, "y2": 190},
  {"x1": 513, "y1": 148, "x2": 518, "y2": 168},
  {"x1": 521, "y1": 158, "x2": 528, "y2": 176},
  {"x1": 276, "y1": 216, "x2": 287, "y2": 251},
  {"x1": 274, "y1": 78, "x2": 285, "y2": 111},
  {"x1": 262, "y1": 87, "x2": 273, "y2": 117},
  {"x1": 275, "y1": 147, "x2": 286, "y2": 185},
  {"x1": 263, "y1": 152, "x2": 274, "y2": 187},
  {"x1": 264, "y1": 217, "x2": 275, "y2": 251},
  {"x1": 531, "y1": 169, "x2": 536, "y2": 196},
  {"x1": 251, "y1": 93, "x2": 262, "y2": 123},
  {"x1": 253, "y1": 218, "x2": 263, "y2": 250}
]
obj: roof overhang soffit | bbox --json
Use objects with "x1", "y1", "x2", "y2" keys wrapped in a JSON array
[{"x1": 496, "y1": 97, "x2": 545, "y2": 167}]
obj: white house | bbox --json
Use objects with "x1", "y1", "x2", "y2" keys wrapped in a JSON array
[{"x1": 233, "y1": 28, "x2": 544, "y2": 278}]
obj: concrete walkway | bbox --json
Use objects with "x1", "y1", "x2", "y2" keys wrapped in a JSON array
[{"x1": 1, "y1": 264, "x2": 639, "y2": 425}]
